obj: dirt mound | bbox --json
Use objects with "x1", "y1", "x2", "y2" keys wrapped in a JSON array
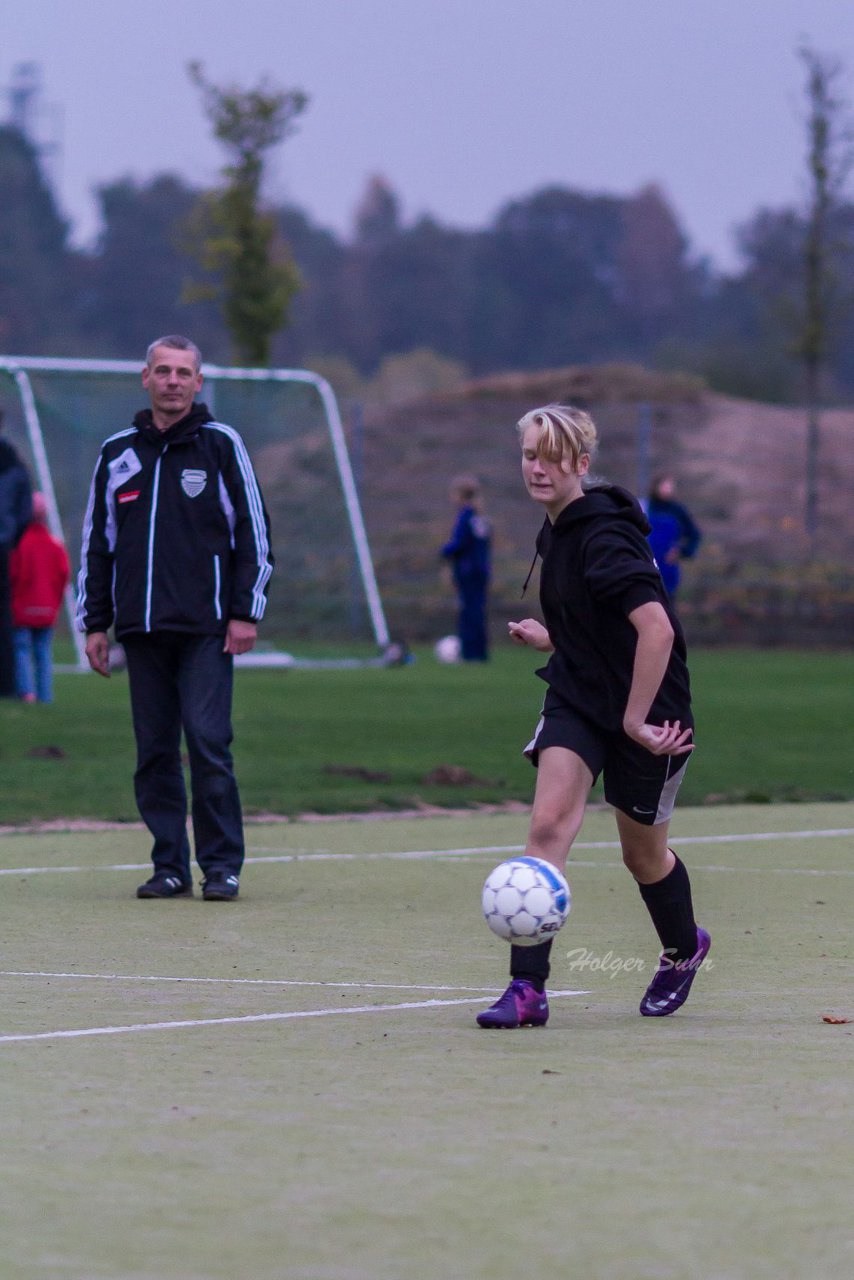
[{"x1": 353, "y1": 368, "x2": 854, "y2": 642}]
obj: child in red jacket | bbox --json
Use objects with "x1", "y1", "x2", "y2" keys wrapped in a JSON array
[{"x1": 10, "y1": 493, "x2": 70, "y2": 702}]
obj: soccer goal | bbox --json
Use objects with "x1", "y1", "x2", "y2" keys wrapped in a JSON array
[{"x1": 0, "y1": 356, "x2": 389, "y2": 669}]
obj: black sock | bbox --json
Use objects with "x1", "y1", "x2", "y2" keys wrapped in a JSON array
[
  {"x1": 637, "y1": 854, "x2": 698, "y2": 963},
  {"x1": 510, "y1": 940, "x2": 552, "y2": 991}
]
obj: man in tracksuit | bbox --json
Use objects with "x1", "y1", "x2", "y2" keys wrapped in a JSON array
[{"x1": 77, "y1": 335, "x2": 274, "y2": 901}]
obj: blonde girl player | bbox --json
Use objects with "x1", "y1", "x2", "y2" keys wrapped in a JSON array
[{"x1": 477, "y1": 406, "x2": 710, "y2": 1029}]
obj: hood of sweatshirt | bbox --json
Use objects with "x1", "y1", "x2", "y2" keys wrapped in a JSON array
[
  {"x1": 523, "y1": 484, "x2": 651, "y2": 596},
  {"x1": 132, "y1": 402, "x2": 214, "y2": 446},
  {"x1": 550, "y1": 484, "x2": 651, "y2": 538}
]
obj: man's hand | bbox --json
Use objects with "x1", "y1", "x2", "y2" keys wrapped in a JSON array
[
  {"x1": 224, "y1": 619, "x2": 257, "y2": 655},
  {"x1": 507, "y1": 618, "x2": 554, "y2": 652},
  {"x1": 85, "y1": 631, "x2": 111, "y2": 677},
  {"x1": 623, "y1": 718, "x2": 694, "y2": 757}
]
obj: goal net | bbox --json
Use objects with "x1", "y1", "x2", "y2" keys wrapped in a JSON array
[{"x1": 0, "y1": 357, "x2": 389, "y2": 668}]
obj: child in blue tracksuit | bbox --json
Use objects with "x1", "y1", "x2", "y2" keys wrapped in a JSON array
[
  {"x1": 646, "y1": 474, "x2": 701, "y2": 599},
  {"x1": 440, "y1": 476, "x2": 491, "y2": 661}
]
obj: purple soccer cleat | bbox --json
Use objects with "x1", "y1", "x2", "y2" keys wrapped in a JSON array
[
  {"x1": 639, "y1": 926, "x2": 711, "y2": 1017},
  {"x1": 476, "y1": 979, "x2": 549, "y2": 1029}
]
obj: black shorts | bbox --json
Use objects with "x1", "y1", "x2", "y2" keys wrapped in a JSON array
[{"x1": 523, "y1": 689, "x2": 689, "y2": 826}]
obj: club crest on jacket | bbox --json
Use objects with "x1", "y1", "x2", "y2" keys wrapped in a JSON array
[{"x1": 181, "y1": 468, "x2": 207, "y2": 498}]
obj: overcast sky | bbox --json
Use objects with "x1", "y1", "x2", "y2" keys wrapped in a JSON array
[{"x1": 4, "y1": 0, "x2": 854, "y2": 270}]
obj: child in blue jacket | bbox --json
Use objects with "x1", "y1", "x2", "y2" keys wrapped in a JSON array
[{"x1": 440, "y1": 476, "x2": 492, "y2": 661}]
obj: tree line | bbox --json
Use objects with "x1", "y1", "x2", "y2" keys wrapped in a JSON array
[{"x1": 2, "y1": 62, "x2": 854, "y2": 406}]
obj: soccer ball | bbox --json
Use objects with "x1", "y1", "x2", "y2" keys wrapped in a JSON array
[
  {"x1": 434, "y1": 634, "x2": 462, "y2": 663},
  {"x1": 481, "y1": 856, "x2": 571, "y2": 946}
]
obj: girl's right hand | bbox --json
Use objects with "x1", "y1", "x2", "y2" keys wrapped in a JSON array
[{"x1": 508, "y1": 619, "x2": 553, "y2": 652}]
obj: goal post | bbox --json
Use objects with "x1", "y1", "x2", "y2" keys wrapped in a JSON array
[{"x1": 0, "y1": 356, "x2": 389, "y2": 667}]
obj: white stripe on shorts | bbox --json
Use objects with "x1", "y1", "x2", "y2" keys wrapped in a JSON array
[
  {"x1": 654, "y1": 755, "x2": 689, "y2": 824},
  {"x1": 523, "y1": 713, "x2": 546, "y2": 760}
]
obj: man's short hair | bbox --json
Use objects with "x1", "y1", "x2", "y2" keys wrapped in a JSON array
[{"x1": 146, "y1": 335, "x2": 202, "y2": 371}]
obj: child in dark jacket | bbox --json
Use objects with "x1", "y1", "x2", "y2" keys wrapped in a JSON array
[
  {"x1": 646, "y1": 473, "x2": 702, "y2": 599},
  {"x1": 10, "y1": 492, "x2": 70, "y2": 702},
  {"x1": 440, "y1": 476, "x2": 492, "y2": 661},
  {"x1": 477, "y1": 405, "x2": 709, "y2": 1030}
]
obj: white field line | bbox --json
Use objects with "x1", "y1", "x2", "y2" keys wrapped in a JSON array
[
  {"x1": 1, "y1": 827, "x2": 852, "y2": 878},
  {"x1": 0, "y1": 972, "x2": 504, "y2": 993},
  {"x1": 246, "y1": 828, "x2": 854, "y2": 857},
  {"x1": 0, "y1": 990, "x2": 589, "y2": 1045}
]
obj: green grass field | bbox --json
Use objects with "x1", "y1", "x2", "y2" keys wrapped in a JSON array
[
  {"x1": 0, "y1": 802, "x2": 852, "y2": 1279},
  {"x1": 2, "y1": 647, "x2": 852, "y2": 1277},
  {"x1": 2, "y1": 647, "x2": 853, "y2": 824}
]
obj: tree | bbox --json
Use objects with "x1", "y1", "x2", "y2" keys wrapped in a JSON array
[
  {"x1": 269, "y1": 205, "x2": 349, "y2": 366},
  {"x1": 616, "y1": 184, "x2": 697, "y2": 344},
  {"x1": 0, "y1": 125, "x2": 75, "y2": 353},
  {"x1": 696, "y1": 206, "x2": 807, "y2": 402},
  {"x1": 353, "y1": 175, "x2": 401, "y2": 247},
  {"x1": 187, "y1": 62, "x2": 308, "y2": 365},
  {"x1": 798, "y1": 46, "x2": 854, "y2": 542},
  {"x1": 353, "y1": 215, "x2": 477, "y2": 371},
  {"x1": 81, "y1": 174, "x2": 226, "y2": 359},
  {"x1": 476, "y1": 186, "x2": 626, "y2": 370}
]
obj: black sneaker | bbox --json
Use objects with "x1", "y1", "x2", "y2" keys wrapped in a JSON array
[
  {"x1": 202, "y1": 873, "x2": 240, "y2": 901},
  {"x1": 136, "y1": 874, "x2": 193, "y2": 899}
]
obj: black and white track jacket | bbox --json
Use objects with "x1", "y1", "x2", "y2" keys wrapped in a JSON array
[{"x1": 76, "y1": 403, "x2": 273, "y2": 639}]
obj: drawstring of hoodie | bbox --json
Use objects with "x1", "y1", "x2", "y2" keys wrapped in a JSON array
[{"x1": 521, "y1": 549, "x2": 539, "y2": 597}]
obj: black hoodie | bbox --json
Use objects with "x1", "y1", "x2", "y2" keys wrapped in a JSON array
[{"x1": 532, "y1": 484, "x2": 692, "y2": 733}]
